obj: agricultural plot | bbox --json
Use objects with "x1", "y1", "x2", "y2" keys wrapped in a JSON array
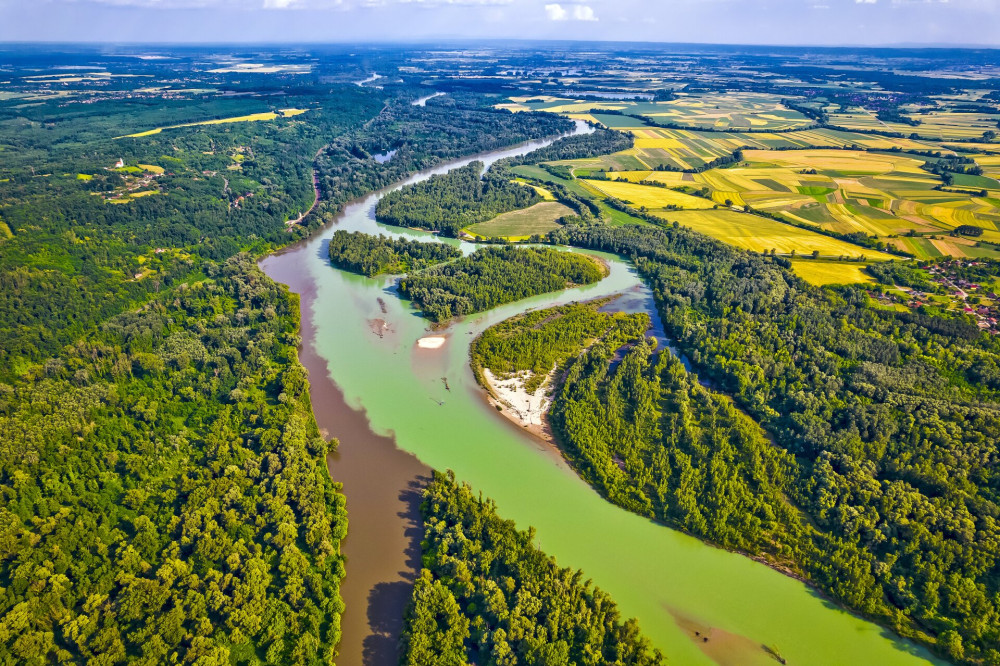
[
  {"x1": 502, "y1": 92, "x2": 813, "y2": 132},
  {"x1": 887, "y1": 235, "x2": 1000, "y2": 260},
  {"x1": 789, "y1": 260, "x2": 875, "y2": 286},
  {"x1": 829, "y1": 109, "x2": 1000, "y2": 141},
  {"x1": 581, "y1": 179, "x2": 716, "y2": 210},
  {"x1": 637, "y1": 92, "x2": 814, "y2": 130},
  {"x1": 464, "y1": 201, "x2": 574, "y2": 239},
  {"x1": 658, "y1": 209, "x2": 896, "y2": 259},
  {"x1": 604, "y1": 148, "x2": 1000, "y2": 259},
  {"x1": 570, "y1": 126, "x2": 942, "y2": 174}
]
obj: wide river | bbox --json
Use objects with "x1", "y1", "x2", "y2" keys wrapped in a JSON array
[{"x1": 260, "y1": 122, "x2": 942, "y2": 666}]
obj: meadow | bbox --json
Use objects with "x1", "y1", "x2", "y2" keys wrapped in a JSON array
[{"x1": 465, "y1": 201, "x2": 574, "y2": 239}]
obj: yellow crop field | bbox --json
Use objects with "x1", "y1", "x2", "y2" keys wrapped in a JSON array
[
  {"x1": 118, "y1": 108, "x2": 308, "y2": 139},
  {"x1": 790, "y1": 260, "x2": 875, "y2": 286},
  {"x1": 108, "y1": 190, "x2": 162, "y2": 204},
  {"x1": 584, "y1": 179, "x2": 716, "y2": 210},
  {"x1": 744, "y1": 149, "x2": 923, "y2": 175},
  {"x1": 659, "y1": 209, "x2": 896, "y2": 259},
  {"x1": 138, "y1": 164, "x2": 164, "y2": 174}
]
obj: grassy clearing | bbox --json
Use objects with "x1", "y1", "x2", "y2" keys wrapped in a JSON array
[
  {"x1": 790, "y1": 260, "x2": 875, "y2": 286},
  {"x1": 137, "y1": 164, "x2": 165, "y2": 174},
  {"x1": 118, "y1": 108, "x2": 307, "y2": 139},
  {"x1": 465, "y1": 201, "x2": 574, "y2": 239}
]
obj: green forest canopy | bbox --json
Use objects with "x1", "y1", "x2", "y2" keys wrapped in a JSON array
[
  {"x1": 398, "y1": 246, "x2": 607, "y2": 322},
  {"x1": 400, "y1": 471, "x2": 663, "y2": 666}
]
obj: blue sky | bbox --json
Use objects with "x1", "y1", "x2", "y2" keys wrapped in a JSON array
[{"x1": 0, "y1": 0, "x2": 997, "y2": 46}]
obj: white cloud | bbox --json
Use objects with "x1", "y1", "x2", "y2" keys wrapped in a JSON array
[
  {"x1": 544, "y1": 3, "x2": 567, "y2": 19},
  {"x1": 545, "y1": 2, "x2": 596, "y2": 21},
  {"x1": 264, "y1": 0, "x2": 299, "y2": 8},
  {"x1": 855, "y1": 0, "x2": 877, "y2": 4}
]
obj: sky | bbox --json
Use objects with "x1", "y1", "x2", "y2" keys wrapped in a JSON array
[{"x1": 0, "y1": 0, "x2": 997, "y2": 47}]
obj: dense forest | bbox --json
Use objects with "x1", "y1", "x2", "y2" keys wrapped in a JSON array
[
  {"x1": 398, "y1": 246, "x2": 606, "y2": 322},
  {"x1": 0, "y1": 87, "x2": 384, "y2": 378},
  {"x1": 375, "y1": 162, "x2": 541, "y2": 236},
  {"x1": 0, "y1": 256, "x2": 347, "y2": 664},
  {"x1": 546, "y1": 222, "x2": 1000, "y2": 664},
  {"x1": 399, "y1": 471, "x2": 663, "y2": 666},
  {"x1": 327, "y1": 230, "x2": 461, "y2": 277},
  {"x1": 471, "y1": 299, "x2": 650, "y2": 392}
]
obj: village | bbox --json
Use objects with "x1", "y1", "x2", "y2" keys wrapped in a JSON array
[{"x1": 873, "y1": 259, "x2": 1000, "y2": 334}]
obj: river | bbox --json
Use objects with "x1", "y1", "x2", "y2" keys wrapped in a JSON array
[{"x1": 259, "y1": 122, "x2": 942, "y2": 666}]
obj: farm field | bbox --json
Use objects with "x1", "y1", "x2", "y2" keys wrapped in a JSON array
[
  {"x1": 829, "y1": 109, "x2": 1000, "y2": 141},
  {"x1": 464, "y1": 201, "x2": 574, "y2": 239},
  {"x1": 595, "y1": 147, "x2": 1000, "y2": 258},
  {"x1": 118, "y1": 108, "x2": 308, "y2": 138},
  {"x1": 789, "y1": 259, "x2": 875, "y2": 286},
  {"x1": 656, "y1": 208, "x2": 897, "y2": 259},
  {"x1": 581, "y1": 178, "x2": 717, "y2": 210},
  {"x1": 548, "y1": 124, "x2": 948, "y2": 173},
  {"x1": 502, "y1": 92, "x2": 814, "y2": 131}
]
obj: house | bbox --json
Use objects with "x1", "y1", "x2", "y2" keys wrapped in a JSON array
[{"x1": 114, "y1": 158, "x2": 124, "y2": 168}]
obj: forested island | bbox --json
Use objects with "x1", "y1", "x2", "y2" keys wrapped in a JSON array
[
  {"x1": 374, "y1": 161, "x2": 542, "y2": 236},
  {"x1": 327, "y1": 230, "x2": 461, "y2": 277},
  {"x1": 398, "y1": 246, "x2": 607, "y2": 322},
  {"x1": 471, "y1": 299, "x2": 650, "y2": 392},
  {"x1": 399, "y1": 471, "x2": 663, "y2": 666}
]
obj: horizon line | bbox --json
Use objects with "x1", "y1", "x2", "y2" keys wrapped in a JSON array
[{"x1": 1, "y1": 38, "x2": 999, "y2": 51}]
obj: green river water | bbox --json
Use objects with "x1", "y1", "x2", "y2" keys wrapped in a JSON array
[{"x1": 261, "y1": 125, "x2": 943, "y2": 666}]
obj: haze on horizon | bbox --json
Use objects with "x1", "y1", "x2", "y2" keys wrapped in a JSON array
[{"x1": 0, "y1": 0, "x2": 998, "y2": 49}]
